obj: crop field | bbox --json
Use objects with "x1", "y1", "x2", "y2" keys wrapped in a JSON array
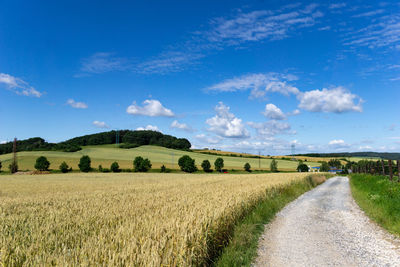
[
  {"x1": 0, "y1": 145, "x2": 321, "y2": 171},
  {"x1": 0, "y1": 172, "x2": 310, "y2": 266}
]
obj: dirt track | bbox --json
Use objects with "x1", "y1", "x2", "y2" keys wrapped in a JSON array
[{"x1": 255, "y1": 176, "x2": 400, "y2": 266}]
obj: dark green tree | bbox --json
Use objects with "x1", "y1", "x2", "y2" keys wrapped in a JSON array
[
  {"x1": 0, "y1": 161, "x2": 2, "y2": 172},
  {"x1": 59, "y1": 161, "x2": 70, "y2": 173},
  {"x1": 34, "y1": 156, "x2": 50, "y2": 171},
  {"x1": 214, "y1": 157, "x2": 224, "y2": 172},
  {"x1": 297, "y1": 163, "x2": 309, "y2": 172},
  {"x1": 201, "y1": 160, "x2": 212, "y2": 172},
  {"x1": 178, "y1": 155, "x2": 197, "y2": 173},
  {"x1": 160, "y1": 165, "x2": 167, "y2": 173},
  {"x1": 328, "y1": 159, "x2": 342, "y2": 169},
  {"x1": 110, "y1": 162, "x2": 121, "y2": 173},
  {"x1": 133, "y1": 156, "x2": 152, "y2": 172},
  {"x1": 9, "y1": 161, "x2": 18, "y2": 173},
  {"x1": 78, "y1": 155, "x2": 91, "y2": 172},
  {"x1": 320, "y1": 161, "x2": 330, "y2": 172},
  {"x1": 244, "y1": 162, "x2": 251, "y2": 172},
  {"x1": 270, "y1": 159, "x2": 278, "y2": 172}
]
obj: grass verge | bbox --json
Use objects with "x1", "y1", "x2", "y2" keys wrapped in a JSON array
[
  {"x1": 350, "y1": 174, "x2": 400, "y2": 236},
  {"x1": 213, "y1": 174, "x2": 328, "y2": 267}
]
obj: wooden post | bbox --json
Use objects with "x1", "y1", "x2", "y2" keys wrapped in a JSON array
[
  {"x1": 381, "y1": 160, "x2": 385, "y2": 176},
  {"x1": 398, "y1": 160, "x2": 400, "y2": 182},
  {"x1": 389, "y1": 160, "x2": 393, "y2": 181}
]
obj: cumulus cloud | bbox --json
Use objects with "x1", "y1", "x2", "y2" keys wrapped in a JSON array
[
  {"x1": 328, "y1": 139, "x2": 350, "y2": 149},
  {"x1": 297, "y1": 87, "x2": 363, "y2": 113},
  {"x1": 263, "y1": 104, "x2": 286, "y2": 120},
  {"x1": 126, "y1": 100, "x2": 174, "y2": 117},
  {"x1": 79, "y1": 52, "x2": 129, "y2": 74},
  {"x1": 92, "y1": 121, "x2": 109, "y2": 128},
  {"x1": 206, "y1": 73, "x2": 300, "y2": 99},
  {"x1": 171, "y1": 120, "x2": 194, "y2": 132},
  {"x1": 206, "y1": 102, "x2": 249, "y2": 138},
  {"x1": 66, "y1": 99, "x2": 88, "y2": 109},
  {"x1": 0, "y1": 73, "x2": 42, "y2": 97},
  {"x1": 248, "y1": 120, "x2": 292, "y2": 137},
  {"x1": 136, "y1": 125, "x2": 160, "y2": 131},
  {"x1": 289, "y1": 109, "x2": 301, "y2": 116}
]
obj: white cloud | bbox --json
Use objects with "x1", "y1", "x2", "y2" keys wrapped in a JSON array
[
  {"x1": 195, "y1": 134, "x2": 222, "y2": 144},
  {"x1": 0, "y1": 140, "x2": 7, "y2": 144},
  {"x1": 126, "y1": 100, "x2": 174, "y2": 117},
  {"x1": 359, "y1": 145, "x2": 372, "y2": 150},
  {"x1": 352, "y1": 9, "x2": 385, "y2": 18},
  {"x1": 136, "y1": 52, "x2": 203, "y2": 74},
  {"x1": 329, "y1": 3, "x2": 346, "y2": 9},
  {"x1": 171, "y1": 120, "x2": 194, "y2": 132},
  {"x1": 136, "y1": 125, "x2": 160, "y2": 132},
  {"x1": 206, "y1": 73, "x2": 299, "y2": 99},
  {"x1": 297, "y1": 87, "x2": 363, "y2": 113},
  {"x1": 0, "y1": 73, "x2": 42, "y2": 97},
  {"x1": 248, "y1": 120, "x2": 292, "y2": 137},
  {"x1": 92, "y1": 121, "x2": 109, "y2": 128},
  {"x1": 80, "y1": 52, "x2": 128, "y2": 74},
  {"x1": 328, "y1": 139, "x2": 350, "y2": 149},
  {"x1": 206, "y1": 102, "x2": 249, "y2": 138},
  {"x1": 66, "y1": 99, "x2": 88, "y2": 109},
  {"x1": 263, "y1": 104, "x2": 286, "y2": 120},
  {"x1": 289, "y1": 109, "x2": 301, "y2": 116}
]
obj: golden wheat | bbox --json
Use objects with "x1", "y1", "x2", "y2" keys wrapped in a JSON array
[{"x1": 0, "y1": 172, "x2": 309, "y2": 266}]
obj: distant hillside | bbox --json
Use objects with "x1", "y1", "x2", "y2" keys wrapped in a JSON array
[
  {"x1": 0, "y1": 130, "x2": 191, "y2": 155},
  {"x1": 295, "y1": 152, "x2": 400, "y2": 160}
]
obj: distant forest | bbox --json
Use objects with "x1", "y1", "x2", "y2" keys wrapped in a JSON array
[
  {"x1": 0, "y1": 130, "x2": 191, "y2": 155},
  {"x1": 295, "y1": 152, "x2": 400, "y2": 160}
]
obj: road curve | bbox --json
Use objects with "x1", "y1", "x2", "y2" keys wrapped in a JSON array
[{"x1": 254, "y1": 176, "x2": 400, "y2": 267}]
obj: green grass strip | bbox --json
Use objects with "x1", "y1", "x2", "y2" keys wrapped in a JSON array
[
  {"x1": 214, "y1": 175, "x2": 326, "y2": 267},
  {"x1": 350, "y1": 174, "x2": 400, "y2": 236}
]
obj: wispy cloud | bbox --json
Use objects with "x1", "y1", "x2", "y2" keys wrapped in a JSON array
[
  {"x1": 78, "y1": 52, "x2": 129, "y2": 75},
  {"x1": 66, "y1": 99, "x2": 88, "y2": 109},
  {"x1": 352, "y1": 9, "x2": 385, "y2": 18},
  {"x1": 126, "y1": 99, "x2": 174, "y2": 117},
  {"x1": 329, "y1": 3, "x2": 346, "y2": 9},
  {"x1": 0, "y1": 73, "x2": 42, "y2": 97}
]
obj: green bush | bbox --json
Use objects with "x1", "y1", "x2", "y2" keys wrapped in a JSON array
[
  {"x1": 178, "y1": 155, "x2": 197, "y2": 173},
  {"x1": 78, "y1": 155, "x2": 91, "y2": 172},
  {"x1": 101, "y1": 168, "x2": 111, "y2": 173},
  {"x1": 244, "y1": 162, "x2": 251, "y2": 172},
  {"x1": 320, "y1": 161, "x2": 330, "y2": 172},
  {"x1": 133, "y1": 156, "x2": 152, "y2": 172},
  {"x1": 119, "y1": 143, "x2": 140, "y2": 149},
  {"x1": 98, "y1": 165, "x2": 103, "y2": 172},
  {"x1": 214, "y1": 157, "x2": 224, "y2": 172},
  {"x1": 160, "y1": 165, "x2": 167, "y2": 173},
  {"x1": 110, "y1": 162, "x2": 121, "y2": 173},
  {"x1": 59, "y1": 161, "x2": 70, "y2": 173},
  {"x1": 201, "y1": 160, "x2": 212, "y2": 172},
  {"x1": 270, "y1": 159, "x2": 278, "y2": 172},
  {"x1": 9, "y1": 161, "x2": 18, "y2": 173},
  {"x1": 35, "y1": 156, "x2": 50, "y2": 171},
  {"x1": 297, "y1": 163, "x2": 309, "y2": 172},
  {"x1": 0, "y1": 161, "x2": 2, "y2": 172}
]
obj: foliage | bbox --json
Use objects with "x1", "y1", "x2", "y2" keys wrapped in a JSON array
[
  {"x1": 270, "y1": 159, "x2": 278, "y2": 172},
  {"x1": 119, "y1": 143, "x2": 140, "y2": 149},
  {"x1": 350, "y1": 174, "x2": 400, "y2": 236},
  {"x1": 214, "y1": 157, "x2": 224, "y2": 172},
  {"x1": 78, "y1": 155, "x2": 91, "y2": 172},
  {"x1": 34, "y1": 156, "x2": 50, "y2": 171},
  {"x1": 0, "y1": 172, "x2": 311, "y2": 266},
  {"x1": 0, "y1": 161, "x2": 2, "y2": 172},
  {"x1": 296, "y1": 152, "x2": 400, "y2": 160},
  {"x1": 201, "y1": 160, "x2": 212, "y2": 173},
  {"x1": 320, "y1": 161, "x2": 330, "y2": 172},
  {"x1": 110, "y1": 162, "x2": 121, "y2": 173},
  {"x1": 328, "y1": 159, "x2": 341, "y2": 169},
  {"x1": 59, "y1": 161, "x2": 70, "y2": 173},
  {"x1": 297, "y1": 163, "x2": 309, "y2": 172},
  {"x1": 160, "y1": 165, "x2": 167, "y2": 173},
  {"x1": 9, "y1": 161, "x2": 18, "y2": 173},
  {"x1": 133, "y1": 156, "x2": 152, "y2": 172},
  {"x1": 244, "y1": 163, "x2": 251, "y2": 172},
  {"x1": 178, "y1": 155, "x2": 197, "y2": 173}
]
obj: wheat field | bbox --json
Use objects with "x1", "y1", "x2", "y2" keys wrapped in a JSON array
[{"x1": 0, "y1": 172, "x2": 310, "y2": 266}]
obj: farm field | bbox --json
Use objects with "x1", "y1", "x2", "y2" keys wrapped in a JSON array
[
  {"x1": 0, "y1": 172, "x2": 311, "y2": 266},
  {"x1": 0, "y1": 145, "x2": 321, "y2": 171}
]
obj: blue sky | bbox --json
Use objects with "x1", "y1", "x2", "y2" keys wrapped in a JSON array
[{"x1": 1, "y1": 0, "x2": 399, "y2": 154}]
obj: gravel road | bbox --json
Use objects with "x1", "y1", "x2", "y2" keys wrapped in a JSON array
[{"x1": 254, "y1": 176, "x2": 400, "y2": 267}]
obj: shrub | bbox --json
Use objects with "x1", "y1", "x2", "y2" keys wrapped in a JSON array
[
  {"x1": 320, "y1": 161, "x2": 330, "y2": 172},
  {"x1": 35, "y1": 156, "x2": 50, "y2": 171},
  {"x1": 244, "y1": 163, "x2": 251, "y2": 172},
  {"x1": 110, "y1": 162, "x2": 121, "y2": 173},
  {"x1": 102, "y1": 168, "x2": 111, "y2": 173},
  {"x1": 160, "y1": 165, "x2": 167, "y2": 173},
  {"x1": 9, "y1": 161, "x2": 18, "y2": 173},
  {"x1": 98, "y1": 165, "x2": 103, "y2": 172},
  {"x1": 270, "y1": 159, "x2": 278, "y2": 172},
  {"x1": 133, "y1": 156, "x2": 152, "y2": 172},
  {"x1": 119, "y1": 143, "x2": 140, "y2": 149},
  {"x1": 0, "y1": 161, "x2": 2, "y2": 172},
  {"x1": 79, "y1": 155, "x2": 91, "y2": 172},
  {"x1": 297, "y1": 163, "x2": 309, "y2": 172},
  {"x1": 201, "y1": 160, "x2": 212, "y2": 173},
  {"x1": 328, "y1": 159, "x2": 341, "y2": 169},
  {"x1": 214, "y1": 157, "x2": 224, "y2": 172},
  {"x1": 178, "y1": 155, "x2": 197, "y2": 173},
  {"x1": 59, "y1": 161, "x2": 70, "y2": 173}
]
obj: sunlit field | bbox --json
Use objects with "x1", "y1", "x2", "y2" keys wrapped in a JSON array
[{"x1": 0, "y1": 172, "x2": 310, "y2": 266}]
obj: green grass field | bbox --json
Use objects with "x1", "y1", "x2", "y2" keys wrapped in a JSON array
[{"x1": 0, "y1": 145, "x2": 321, "y2": 171}]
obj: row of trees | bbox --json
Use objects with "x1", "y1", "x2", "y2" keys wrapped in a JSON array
[{"x1": 349, "y1": 159, "x2": 400, "y2": 180}]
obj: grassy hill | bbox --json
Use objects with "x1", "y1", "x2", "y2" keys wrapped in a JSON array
[{"x1": 0, "y1": 145, "x2": 321, "y2": 171}]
